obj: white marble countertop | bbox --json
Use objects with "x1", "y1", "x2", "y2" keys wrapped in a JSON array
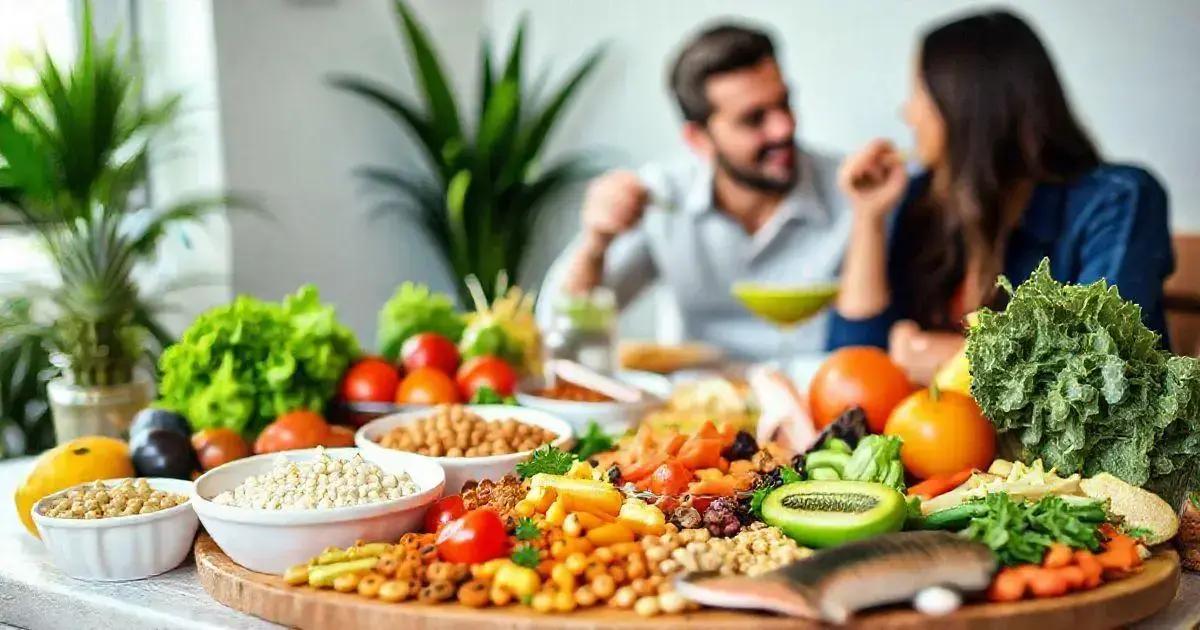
[{"x1": 1, "y1": 455, "x2": 1198, "y2": 630}]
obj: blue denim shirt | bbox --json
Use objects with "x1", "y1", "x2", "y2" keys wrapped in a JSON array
[{"x1": 827, "y1": 163, "x2": 1173, "y2": 350}]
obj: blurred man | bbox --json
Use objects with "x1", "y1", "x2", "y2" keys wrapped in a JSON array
[{"x1": 539, "y1": 24, "x2": 850, "y2": 361}]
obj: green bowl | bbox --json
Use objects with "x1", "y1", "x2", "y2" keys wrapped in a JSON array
[{"x1": 731, "y1": 282, "x2": 839, "y2": 327}]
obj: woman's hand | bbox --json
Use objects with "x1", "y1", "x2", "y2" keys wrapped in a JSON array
[
  {"x1": 838, "y1": 139, "x2": 909, "y2": 222},
  {"x1": 888, "y1": 320, "x2": 966, "y2": 385}
]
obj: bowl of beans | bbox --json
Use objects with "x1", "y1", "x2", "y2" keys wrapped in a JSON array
[
  {"x1": 356, "y1": 404, "x2": 573, "y2": 493},
  {"x1": 191, "y1": 447, "x2": 444, "y2": 575},
  {"x1": 514, "y1": 370, "x2": 671, "y2": 434},
  {"x1": 32, "y1": 477, "x2": 198, "y2": 581}
]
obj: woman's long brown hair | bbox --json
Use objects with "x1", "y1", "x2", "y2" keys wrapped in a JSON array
[{"x1": 903, "y1": 10, "x2": 1100, "y2": 329}]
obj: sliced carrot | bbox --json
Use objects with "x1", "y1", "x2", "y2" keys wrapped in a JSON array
[
  {"x1": 620, "y1": 451, "x2": 669, "y2": 482},
  {"x1": 988, "y1": 567, "x2": 1028, "y2": 602},
  {"x1": 662, "y1": 433, "x2": 687, "y2": 456},
  {"x1": 1059, "y1": 565, "x2": 1086, "y2": 590},
  {"x1": 1074, "y1": 550, "x2": 1103, "y2": 588},
  {"x1": 906, "y1": 468, "x2": 975, "y2": 499},
  {"x1": 1043, "y1": 543, "x2": 1073, "y2": 569},
  {"x1": 688, "y1": 477, "x2": 736, "y2": 497},
  {"x1": 677, "y1": 437, "x2": 723, "y2": 470},
  {"x1": 716, "y1": 422, "x2": 738, "y2": 448},
  {"x1": 695, "y1": 421, "x2": 719, "y2": 440},
  {"x1": 694, "y1": 468, "x2": 724, "y2": 481},
  {"x1": 1027, "y1": 567, "x2": 1070, "y2": 598},
  {"x1": 716, "y1": 457, "x2": 730, "y2": 473},
  {"x1": 729, "y1": 459, "x2": 756, "y2": 475}
]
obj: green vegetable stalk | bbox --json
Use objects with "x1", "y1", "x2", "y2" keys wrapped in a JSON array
[
  {"x1": 157, "y1": 286, "x2": 359, "y2": 436},
  {"x1": 967, "y1": 259, "x2": 1200, "y2": 506},
  {"x1": 924, "y1": 493, "x2": 1104, "y2": 566},
  {"x1": 806, "y1": 434, "x2": 906, "y2": 492}
]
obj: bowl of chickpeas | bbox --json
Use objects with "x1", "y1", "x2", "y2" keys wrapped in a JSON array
[
  {"x1": 356, "y1": 404, "x2": 573, "y2": 493},
  {"x1": 32, "y1": 477, "x2": 198, "y2": 581},
  {"x1": 514, "y1": 370, "x2": 671, "y2": 434}
]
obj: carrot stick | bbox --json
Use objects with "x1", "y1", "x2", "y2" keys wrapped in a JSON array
[
  {"x1": 1074, "y1": 550, "x2": 1104, "y2": 589},
  {"x1": 1059, "y1": 565, "x2": 1086, "y2": 590},
  {"x1": 906, "y1": 468, "x2": 975, "y2": 499},
  {"x1": 1043, "y1": 543, "x2": 1073, "y2": 569},
  {"x1": 1027, "y1": 567, "x2": 1070, "y2": 598},
  {"x1": 988, "y1": 567, "x2": 1028, "y2": 602}
]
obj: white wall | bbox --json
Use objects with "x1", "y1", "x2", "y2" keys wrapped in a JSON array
[{"x1": 209, "y1": 0, "x2": 1200, "y2": 343}]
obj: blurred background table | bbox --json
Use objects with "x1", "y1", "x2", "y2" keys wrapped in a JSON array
[{"x1": 1, "y1": 439, "x2": 1198, "y2": 629}]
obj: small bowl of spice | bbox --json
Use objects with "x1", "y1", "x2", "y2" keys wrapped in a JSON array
[
  {"x1": 191, "y1": 447, "x2": 444, "y2": 575},
  {"x1": 356, "y1": 404, "x2": 573, "y2": 493},
  {"x1": 32, "y1": 477, "x2": 198, "y2": 581}
]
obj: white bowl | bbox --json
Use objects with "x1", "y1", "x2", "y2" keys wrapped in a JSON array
[
  {"x1": 191, "y1": 447, "x2": 444, "y2": 575},
  {"x1": 515, "y1": 370, "x2": 671, "y2": 435},
  {"x1": 32, "y1": 477, "x2": 199, "y2": 581},
  {"x1": 356, "y1": 405, "x2": 573, "y2": 493}
]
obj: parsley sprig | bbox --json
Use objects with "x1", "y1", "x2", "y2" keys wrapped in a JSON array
[
  {"x1": 510, "y1": 544, "x2": 541, "y2": 569},
  {"x1": 515, "y1": 445, "x2": 577, "y2": 479},
  {"x1": 514, "y1": 517, "x2": 541, "y2": 541}
]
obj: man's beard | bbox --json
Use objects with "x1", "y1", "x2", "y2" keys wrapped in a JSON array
[{"x1": 714, "y1": 141, "x2": 799, "y2": 193}]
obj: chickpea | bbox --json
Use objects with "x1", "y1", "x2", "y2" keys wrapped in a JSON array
[
  {"x1": 611, "y1": 586, "x2": 637, "y2": 608},
  {"x1": 591, "y1": 574, "x2": 616, "y2": 600}
]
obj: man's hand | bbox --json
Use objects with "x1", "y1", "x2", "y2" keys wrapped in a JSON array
[
  {"x1": 581, "y1": 170, "x2": 648, "y2": 243},
  {"x1": 838, "y1": 139, "x2": 908, "y2": 223}
]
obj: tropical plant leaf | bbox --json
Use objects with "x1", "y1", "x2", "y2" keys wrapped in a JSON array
[
  {"x1": 392, "y1": 0, "x2": 462, "y2": 147},
  {"x1": 328, "y1": 76, "x2": 452, "y2": 181}
]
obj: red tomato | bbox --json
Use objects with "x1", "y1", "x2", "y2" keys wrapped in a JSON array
[
  {"x1": 401, "y1": 333, "x2": 461, "y2": 376},
  {"x1": 649, "y1": 461, "x2": 692, "y2": 496},
  {"x1": 254, "y1": 410, "x2": 330, "y2": 454},
  {"x1": 809, "y1": 346, "x2": 914, "y2": 433},
  {"x1": 192, "y1": 428, "x2": 250, "y2": 471},
  {"x1": 424, "y1": 495, "x2": 466, "y2": 533},
  {"x1": 456, "y1": 356, "x2": 518, "y2": 400},
  {"x1": 397, "y1": 367, "x2": 461, "y2": 404},
  {"x1": 322, "y1": 425, "x2": 356, "y2": 448},
  {"x1": 435, "y1": 508, "x2": 508, "y2": 564},
  {"x1": 340, "y1": 357, "x2": 401, "y2": 403}
]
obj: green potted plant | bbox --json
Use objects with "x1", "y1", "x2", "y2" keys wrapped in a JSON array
[
  {"x1": 0, "y1": 3, "x2": 227, "y2": 444},
  {"x1": 331, "y1": 1, "x2": 605, "y2": 304}
]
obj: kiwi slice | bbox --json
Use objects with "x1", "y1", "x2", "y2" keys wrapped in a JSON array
[{"x1": 762, "y1": 480, "x2": 906, "y2": 548}]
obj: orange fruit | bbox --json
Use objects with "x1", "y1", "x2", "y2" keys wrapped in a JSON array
[
  {"x1": 884, "y1": 388, "x2": 996, "y2": 479},
  {"x1": 809, "y1": 346, "x2": 914, "y2": 433},
  {"x1": 254, "y1": 410, "x2": 330, "y2": 454},
  {"x1": 397, "y1": 367, "x2": 461, "y2": 405}
]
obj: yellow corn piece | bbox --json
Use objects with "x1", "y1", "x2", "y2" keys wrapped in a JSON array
[
  {"x1": 495, "y1": 561, "x2": 541, "y2": 598},
  {"x1": 546, "y1": 497, "x2": 568, "y2": 527},
  {"x1": 574, "y1": 511, "x2": 609, "y2": 530},
  {"x1": 566, "y1": 460, "x2": 595, "y2": 480},
  {"x1": 586, "y1": 522, "x2": 635, "y2": 547},
  {"x1": 471, "y1": 558, "x2": 508, "y2": 580},
  {"x1": 524, "y1": 485, "x2": 557, "y2": 513},
  {"x1": 618, "y1": 498, "x2": 667, "y2": 536},
  {"x1": 694, "y1": 468, "x2": 724, "y2": 481},
  {"x1": 551, "y1": 563, "x2": 576, "y2": 592},
  {"x1": 530, "y1": 474, "x2": 623, "y2": 516}
]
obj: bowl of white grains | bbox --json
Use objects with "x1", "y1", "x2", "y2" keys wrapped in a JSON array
[
  {"x1": 191, "y1": 446, "x2": 444, "y2": 574},
  {"x1": 32, "y1": 477, "x2": 199, "y2": 581}
]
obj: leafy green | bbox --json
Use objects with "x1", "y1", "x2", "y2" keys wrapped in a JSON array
[
  {"x1": 778, "y1": 466, "x2": 804, "y2": 485},
  {"x1": 158, "y1": 286, "x2": 359, "y2": 436},
  {"x1": 1122, "y1": 526, "x2": 1156, "y2": 542},
  {"x1": 469, "y1": 386, "x2": 516, "y2": 405},
  {"x1": 513, "y1": 517, "x2": 540, "y2": 541},
  {"x1": 572, "y1": 421, "x2": 615, "y2": 461},
  {"x1": 515, "y1": 445, "x2": 577, "y2": 479},
  {"x1": 748, "y1": 485, "x2": 771, "y2": 520},
  {"x1": 958, "y1": 493, "x2": 1102, "y2": 566},
  {"x1": 376, "y1": 282, "x2": 465, "y2": 361},
  {"x1": 510, "y1": 543, "x2": 541, "y2": 569},
  {"x1": 968, "y1": 259, "x2": 1200, "y2": 506}
]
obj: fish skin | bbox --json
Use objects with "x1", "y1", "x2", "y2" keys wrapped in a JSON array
[{"x1": 675, "y1": 531, "x2": 997, "y2": 624}]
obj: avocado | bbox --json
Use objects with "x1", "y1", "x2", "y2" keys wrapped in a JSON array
[{"x1": 762, "y1": 480, "x2": 907, "y2": 548}]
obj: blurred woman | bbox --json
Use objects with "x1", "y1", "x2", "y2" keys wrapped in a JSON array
[{"x1": 830, "y1": 9, "x2": 1172, "y2": 383}]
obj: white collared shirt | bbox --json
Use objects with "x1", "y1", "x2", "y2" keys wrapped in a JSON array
[{"x1": 538, "y1": 148, "x2": 851, "y2": 362}]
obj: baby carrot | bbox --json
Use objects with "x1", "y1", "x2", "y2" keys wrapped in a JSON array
[
  {"x1": 907, "y1": 468, "x2": 975, "y2": 499},
  {"x1": 1043, "y1": 543, "x2": 1073, "y2": 569},
  {"x1": 1059, "y1": 565, "x2": 1086, "y2": 590},
  {"x1": 1074, "y1": 550, "x2": 1104, "y2": 588},
  {"x1": 1027, "y1": 567, "x2": 1070, "y2": 598},
  {"x1": 987, "y1": 567, "x2": 1028, "y2": 602}
]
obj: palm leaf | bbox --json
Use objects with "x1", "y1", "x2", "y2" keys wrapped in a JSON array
[
  {"x1": 125, "y1": 195, "x2": 238, "y2": 255},
  {"x1": 392, "y1": 0, "x2": 462, "y2": 146},
  {"x1": 328, "y1": 76, "x2": 453, "y2": 181}
]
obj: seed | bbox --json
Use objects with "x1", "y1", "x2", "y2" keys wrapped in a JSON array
[
  {"x1": 531, "y1": 591, "x2": 554, "y2": 613},
  {"x1": 575, "y1": 585, "x2": 597, "y2": 607},
  {"x1": 591, "y1": 574, "x2": 616, "y2": 599},
  {"x1": 659, "y1": 591, "x2": 687, "y2": 614},
  {"x1": 634, "y1": 595, "x2": 661, "y2": 617},
  {"x1": 611, "y1": 586, "x2": 637, "y2": 608}
]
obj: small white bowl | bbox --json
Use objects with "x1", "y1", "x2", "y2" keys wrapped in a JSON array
[
  {"x1": 515, "y1": 370, "x2": 671, "y2": 435},
  {"x1": 32, "y1": 477, "x2": 199, "y2": 581},
  {"x1": 191, "y1": 447, "x2": 444, "y2": 575},
  {"x1": 356, "y1": 405, "x2": 573, "y2": 493}
]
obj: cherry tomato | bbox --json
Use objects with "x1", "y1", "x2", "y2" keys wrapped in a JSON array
[
  {"x1": 340, "y1": 357, "x2": 402, "y2": 403},
  {"x1": 253, "y1": 410, "x2": 330, "y2": 454},
  {"x1": 322, "y1": 425, "x2": 356, "y2": 448},
  {"x1": 435, "y1": 508, "x2": 509, "y2": 564},
  {"x1": 649, "y1": 460, "x2": 692, "y2": 496},
  {"x1": 191, "y1": 428, "x2": 250, "y2": 471},
  {"x1": 397, "y1": 367, "x2": 461, "y2": 404},
  {"x1": 424, "y1": 495, "x2": 466, "y2": 533},
  {"x1": 456, "y1": 356, "x2": 518, "y2": 400},
  {"x1": 401, "y1": 333, "x2": 461, "y2": 376}
]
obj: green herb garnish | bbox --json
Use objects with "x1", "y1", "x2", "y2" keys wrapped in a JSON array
[
  {"x1": 514, "y1": 517, "x2": 541, "y2": 541},
  {"x1": 956, "y1": 493, "x2": 1103, "y2": 566},
  {"x1": 968, "y1": 259, "x2": 1200, "y2": 506},
  {"x1": 748, "y1": 485, "x2": 771, "y2": 520},
  {"x1": 470, "y1": 386, "x2": 517, "y2": 405},
  {"x1": 515, "y1": 445, "x2": 577, "y2": 479},
  {"x1": 510, "y1": 544, "x2": 541, "y2": 568},
  {"x1": 572, "y1": 421, "x2": 615, "y2": 461},
  {"x1": 1122, "y1": 526, "x2": 1156, "y2": 541},
  {"x1": 779, "y1": 466, "x2": 803, "y2": 485}
]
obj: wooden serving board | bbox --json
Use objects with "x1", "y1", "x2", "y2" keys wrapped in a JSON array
[{"x1": 195, "y1": 534, "x2": 1180, "y2": 630}]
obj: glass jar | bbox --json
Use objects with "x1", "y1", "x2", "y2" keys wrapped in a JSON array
[
  {"x1": 47, "y1": 376, "x2": 152, "y2": 444},
  {"x1": 543, "y1": 288, "x2": 617, "y2": 374}
]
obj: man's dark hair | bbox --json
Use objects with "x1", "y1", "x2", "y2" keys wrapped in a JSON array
[{"x1": 669, "y1": 24, "x2": 777, "y2": 124}]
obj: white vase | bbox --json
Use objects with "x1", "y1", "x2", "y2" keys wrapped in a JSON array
[{"x1": 46, "y1": 376, "x2": 153, "y2": 444}]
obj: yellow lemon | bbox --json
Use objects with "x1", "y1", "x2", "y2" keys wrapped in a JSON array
[
  {"x1": 14, "y1": 436, "x2": 134, "y2": 537},
  {"x1": 934, "y1": 348, "x2": 972, "y2": 395}
]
